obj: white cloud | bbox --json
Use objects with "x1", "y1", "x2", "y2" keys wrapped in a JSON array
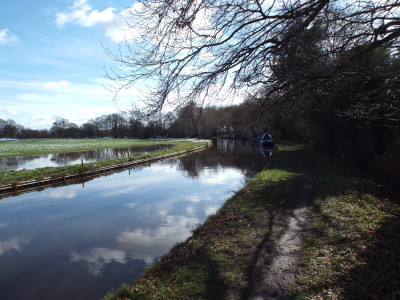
[
  {"x1": 0, "y1": 79, "x2": 69, "y2": 91},
  {"x1": 56, "y1": 0, "x2": 142, "y2": 43},
  {"x1": 104, "y1": 21, "x2": 140, "y2": 43},
  {"x1": 0, "y1": 28, "x2": 17, "y2": 44},
  {"x1": 42, "y1": 80, "x2": 70, "y2": 90},
  {"x1": 29, "y1": 58, "x2": 66, "y2": 67},
  {"x1": 103, "y1": 4, "x2": 143, "y2": 43},
  {"x1": 0, "y1": 77, "x2": 139, "y2": 129},
  {"x1": 56, "y1": 0, "x2": 116, "y2": 27},
  {"x1": 27, "y1": 113, "x2": 56, "y2": 130},
  {"x1": 1, "y1": 107, "x2": 19, "y2": 116}
]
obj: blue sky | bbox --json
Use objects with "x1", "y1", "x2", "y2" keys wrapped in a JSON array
[{"x1": 0, "y1": 0, "x2": 142, "y2": 129}]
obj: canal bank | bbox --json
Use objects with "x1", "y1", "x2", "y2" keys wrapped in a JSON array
[{"x1": 105, "y1": 141, "x2": 400, "y2": 300}]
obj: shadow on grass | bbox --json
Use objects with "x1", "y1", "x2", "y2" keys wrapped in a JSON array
[
  {"x1": 342, "y1": 215, "x2": 400, "y2": 299},
  {"x1": 240, "y1": 207, "x2": 279, "y2": 300},
  {"x1": 202, "y1": 249, "x2": 230, "y2": 300},
  {"x1": 294, "y1": 149, "x2": 400, "y2": 299}
]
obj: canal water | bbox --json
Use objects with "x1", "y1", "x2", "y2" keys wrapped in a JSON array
[
  {"x1": 0, "y1": 140, "x2": 270, "y2": 300},
  {"x1": 0, "y1": 145, "x2": 171, "y2": 171}
]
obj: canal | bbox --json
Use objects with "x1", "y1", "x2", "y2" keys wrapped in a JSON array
[{"x1": 0, "y1": 140, "x2": 270, "y2": 300}]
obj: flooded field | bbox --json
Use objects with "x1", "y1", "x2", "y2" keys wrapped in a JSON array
[{"x1": 0, "y1": 145, "x2": 171, "y2": 171}]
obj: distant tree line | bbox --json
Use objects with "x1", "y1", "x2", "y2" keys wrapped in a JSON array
[
  {"x1": 1, "y1": 104, "x2": 269, "y2": 140},
  {"x1": 0, "y1": 111, "x2": 167, "y2": 139},
  {"x1": 0, "y1": 119, "x2": 50, "y2": 139}
]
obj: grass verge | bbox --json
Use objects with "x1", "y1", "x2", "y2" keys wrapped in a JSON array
[
  {"x1": 104, "y1": 141, "x2": 400, "y2": 299},
  {"x1": 0, "y1": 140, "x2": 208, "y2": 186}
]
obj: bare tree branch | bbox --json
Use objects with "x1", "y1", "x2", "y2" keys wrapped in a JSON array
[{"x1": 104, "y1": 0, "x2": 400, "y2": 115}]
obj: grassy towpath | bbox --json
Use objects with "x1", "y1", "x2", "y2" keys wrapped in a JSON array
[
  {"x1": 104, "y1": 141, "x2": 400, "y2": 300},
  {"x1": 0, "y1": 139, "x2": 208, "y2": 186}
]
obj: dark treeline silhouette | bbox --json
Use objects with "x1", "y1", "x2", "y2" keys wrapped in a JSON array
[{"x1": 0, "y1": 119, "x2": 51, "y2": 139}]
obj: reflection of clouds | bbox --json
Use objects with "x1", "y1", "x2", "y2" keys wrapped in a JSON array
[
  {"x1": 0, "y1": 237, "x2": 30, "y2": 255},
  {"x1": 186, "y1": 206, "x2": 195, "y2": 215},
  {"x1": 200, "y1": 168, "x2": 242, "y2": 186},
  {"x1": 205, "y1": 205, "x2": 219, "y2": 216},
  {"x1": 146, "y1": 163, "x2": 179, "y2": 174},
  {"x1": 0, "y1": 192, "x2": 42, "y2": 205},
  {"x1": 71, "y1": 248, "x2": 127, "y2": 276},
  {"x1": 187, "y1": 195, "x2": 200, "y2": 202},
  {"x1": 151, "y1": 193, "x2": 213, "y2": 217},
  {"x1": 47, "y1": 189, "x2": 77, "y2": 199},
  {"x1": 126, "y1": 202, "x2": 138, "y2": 209},
  {"x1": 16, "y1": 156, "x2": 52, "y2": 170},
  {"x1": 0, "y1": 223, "x2": 8, "y2": 229},
  {"x1": 116, "y1": 215, "x2": 199, "y2": 264},
  {"x1": 98, "y1": 175, "x2": 171, "y2": 198}
]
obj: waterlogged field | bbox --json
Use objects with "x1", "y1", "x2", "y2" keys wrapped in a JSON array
[
  {"x1": 0, "y1": 139, "x2": 208, "y2": 186},
  {"x1": 0, "y1": 138, "x2": 175, "y2": 157}
]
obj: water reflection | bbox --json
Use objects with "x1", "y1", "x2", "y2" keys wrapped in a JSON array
[
  {"x1": 115, "y1": 215, "x2": 200, "y2": 264},
  {"x1": 0, "y1": 144, "x2": 171, "y2": 171},
  {"x1": 0, "y1": 237, "x2": 30, "y2": 255},
  {"x1": 0, "y1": 140, "x2": 270, "y2": 300},
  {"x1": 178, "y1": 140, "x2": 268, "y2": 181},
  {"x1": 71, "y1": 248, "x2": 128, "y2": 277}
]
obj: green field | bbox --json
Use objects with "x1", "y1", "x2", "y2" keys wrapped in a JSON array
[{"x1": 0, "y1": 138, "x2": 178, "y2": 157}]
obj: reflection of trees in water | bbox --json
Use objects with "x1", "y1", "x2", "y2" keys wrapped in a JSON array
[
  {"x1": 52, "y1": 145, "x2": 170, "y2": 164},
  {"x1": 178, "y1": 140, "x2": 269, "y2": 181},
  {"x1": 0, "y1": 155, "x2": 46, "y2": 171},
  {"x1": 1, "y1": 145, "x2": 171, "y2": 170},
  {"x1": 51, "y1": 148, "x2": 127, "y2": 164}
]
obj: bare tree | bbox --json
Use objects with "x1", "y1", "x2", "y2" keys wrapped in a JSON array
[{"x1": 105, "y1": 0, "x2": 400, "y2": 115}]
